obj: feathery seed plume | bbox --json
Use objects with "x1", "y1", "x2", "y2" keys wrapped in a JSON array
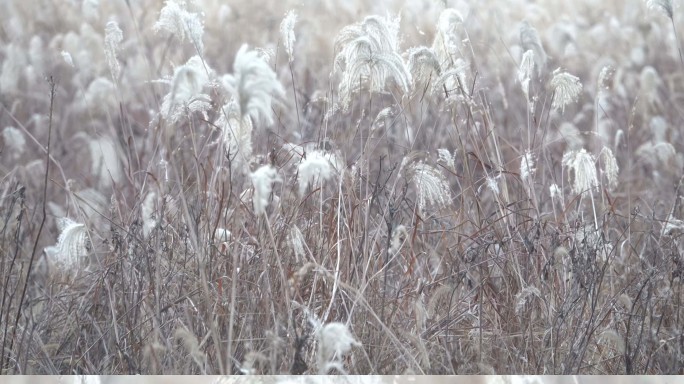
[
  {"x1": 2, "y1": 126, "x2": 26, "y2": 159},
  {"x1": 519, "y1": 21, "x2": 547, "y2": 78},
  {"x1": 334, "y1": 15, "x2": 411, "y2": 109},
  {"x1": 437, "y1": 148, "x2": 456, "y2": 171},
  {"x1": 250, "y1": 165, "x2": 282, "y2": 216},
  {"x1": 104, "y1": 20, "x2": 123, "y2": 80},
  {"x1": 486, "y1": 176, "x2": 500, "y2": 195},
  {"x1": 520, "y1": 150, "x2": 536, "y2": 181},
  {"x1": 280, "y1": 10, "x2": 297, "y2": 62},
  {"x1": 409, "y1": 161, "x2": 451, "y2": 212},
  {"x1": 297, "y1": 150, "x2": 341, "y2": 196},
  {"x1": 61, "y1": 51, "x2": 75, "y2": 67},
  {"x1": 519, "y1": 50, "x2": 535, "y2": 107},
  {"x1": 221, "y1": 44, "x2": 285, "y2": 125},
  {"x1": 44, "y1": 218, "x2": 89, "y2": 268},
  {"x1": 407, "y1": 46, "x2": 441, "y2": 92},
  {"x1": 159, "y1": 55, "x2": 213, "y2": 125},
  {"x1": 154, "y1": 0, "x2": 205, "y2": 53},
  {"x1": 217, "y1": 102, "x2": 253, "y2": 174},
  {"x1": 316, "y1": 322, "x2": 361, "y2": 374},
  {"x1": 599, "y1": 147, "x2": 619, "y2": 191},
  {"x1": 562, "y1": 148, "x2": 598, "y2": 194},
  {"x1": 432, "y1": 8, "x2": 464, "y2": 68},
  {"x1": 550, "y1": 68, "x2": 582, "y2": 113},
  {"x1": 389, "y1": 225, "x2": 408, "y2": 256}
]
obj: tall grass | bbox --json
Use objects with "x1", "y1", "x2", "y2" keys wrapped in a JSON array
[{"x1": 1, "y1": 0, "x2": 683, "y2": 375}]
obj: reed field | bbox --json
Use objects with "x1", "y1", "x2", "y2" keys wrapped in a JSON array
[{"x1": 1, "y1": 0, "x2": 684, "y2": 375}]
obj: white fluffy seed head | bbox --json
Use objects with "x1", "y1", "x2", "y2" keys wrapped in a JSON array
[
  {"x1": 486, "y1": 176, "x2": 500, "y2": 195},
  {"x1": 288, "y1": 225, "x2": 306, "y2": 261},
  {"x1": 334, "y1": 15, "x2": 411, "y2": 110},
  {"x1": 599, "y1": 147, "x2": 619, "y2": 191},
  {"x1": 154, "y1": 0, "x2": 205, "y2": 53},
  {"x1": 519, "y1": 21, "x2": 547, "y2": 78},
  {"x1": 280, "y1": 10, "x2": 297, "y2": 62},
  {"x1": 437, "y1": 148, "x2": 456, "y2": 171},
  {"x1": 520, "y1": 150, "x2": 536, "y2": 182},
  {"x1": 316, "y1": 322, "x2": 361, "y2": 374},
  {"x1": 89, "y1": 136, "x2": 123, "y2": 189},
  {"x1": 389, "y1": 225, "x2": 408, "y2": 256},
  {"x1": 218, "y1": 103, "x2": 253, "y2": 175},
  {"x1": 519, "y1": 50, "x2": 535, "y2": 104},
  {"x1": 61, "y1": 51, "x2": 74, "y2": 67},
  {"x1": 562, "y1": 148, "x2": 598, "y2": 195},
  {"x1": 142, "y1": 192, "x2": 158, "y2": 237},
  {"x1": 159, "y1": 55, "x2": 213, "y2": 125},
  {"x1": 2, "y1": 126, "x2": 26, "y2": 159},
  {"x1": 104, "y1": 20, "x2": 123, "y2": 80},
  {"x1": 433, "y1": 8, "x2": 464, "y2": 68},
  {"x1": 550, "y1": 68, "x2": 582, "y2": 113},
  {"x1": 297, "y1": 150, "x2": 341, "y2": 197},
  {"x1": 408, "y1": 161, "x2": 451, "y2": 212},
  {"x1": 44, "y1": 218, "x2": 89, "y2": 269},
  {"x1": 221, "y1": 44, "x2": 285, "y2": 125},
  {"x1": 407, "y1": 46, "x2": 441, "y2": 92},
  {"x1": 250, "y1": 165, "x2": 282, "y2": 216}
]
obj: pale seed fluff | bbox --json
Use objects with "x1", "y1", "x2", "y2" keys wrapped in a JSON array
[
  {"x1": 663, "y1": 215, "x2": 684, "y2": 235},
  {"x1": 79, "y1": 77, "x2": 117, "y2": 116},
  {"x1": 0, "y1": 44, "x2": 27, "y2": 95},
  {"x1": 221, "y1": 44, "x2": 285, "y2": 125},
  {"x1": 409, "y1": 161, "x2": 451, "y2": 212},
  {"x1": 317, "y1": 322, "x2": 361, "y2": 374},
  {"x1": 154, "y1": 0, "x2": 205, "y2": 53},
  {"x1": 518, "y1": 50, "x2": 535, "y2": 106},
  {"x1": 2, "y1": 126, "x2": 26, "y2": 159},
  {"x1": 550, "y1": 68, "x2": 582, "y2": 113},
  {"x1": 519, "y1": 21, "x2": 547, "y2": 78},
  {"x1": 549, "y1": 183, "x2": 562, "y2": 200},
  {"x1": 599, "y1": 147, "x2": 619, "y2": 191},
  {"x1": 61, "y1": 51, "x2": 75, "y2": 67},
  {"x1": 437, "y1": 148, "x2": 456, "y2": 171},
  {"x1": 142, "y1": 192, "x2": 158, "y2": 237},
  {"x1": 388, "y1": 225, "x2": 408, "y2": 256},
  {"x1": 433, "y1": 58, "x2": 468, "y2": 97},
  {"x1": 159, "y1": 55, "x2": 213, "y2": 125},
  {"x1": 432, "y1": 8, "x2": 464, "y2": 68},
  {"x1": 407, "y1": 46, "x2": 441, "y2": 92},
  {"x1": 44, "y1": 218, "x2": 89, "y2": 269},
  {"x1": 646, "y1": 0, "x2": 674, "y2": 19},
  {"x1": 562, "y1": 148, "x2": 598, "y2": 195},
  {"x1": 289, "y1": 225, "x2": 306, "y2": 261},
  {"x1": 334, "y1": 15, "x2": 411, "y2": 109},
  {"x1": 297, "y1": 150, "x2": 341, "y2": 196},
  {"x1": 250, "y1": 165, "x2": 282, "y2": 216},
  {"x1": 218, "y1": 102, "x2": 253, "y2": 175},
  {"x1": 486, "y1": 176, "x2": 500, "y2": 195},
  {"x1": 597, "y1": 65, "x2": 615, "y2": 94},
  {"x1": 89, "y1": 136, "x2": 123, "y2": 189},
  {"x1": 520, "y1": 150, "x2": 536, "y2": 182},
  {"x1": 104, "y1": 20, "x2": 123, "y2": 80},
  {"x1": 280, "y1": 10, "x2": 297, "y2": 62},
  {"x1": 213, "y1": 228, "x2": 232, "y2": 243}
]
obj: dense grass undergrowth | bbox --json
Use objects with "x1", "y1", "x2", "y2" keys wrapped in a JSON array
[{"x1": 1, "y1": 0, "x2": 684, "y2": 375}]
